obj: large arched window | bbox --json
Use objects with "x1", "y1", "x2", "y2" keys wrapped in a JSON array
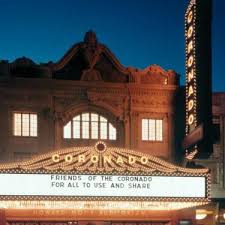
[{"x1": 63, "y1": 112, "x2": 117, "y2": 140}]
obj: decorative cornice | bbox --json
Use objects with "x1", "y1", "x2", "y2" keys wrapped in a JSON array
[
  {"x1": 50, "y1": 42, "x2": 129, "y2": 75},
  {"x1": 128, "y1": 65, "x2": 179, "y2": 85}
]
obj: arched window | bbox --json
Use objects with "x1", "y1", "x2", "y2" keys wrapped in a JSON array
[{"x1": 63, "y1": 112, "x2": 117, "y2": 140}]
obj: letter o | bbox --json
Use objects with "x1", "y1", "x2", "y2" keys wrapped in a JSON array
[
  {"x1": 140, "y1": 157, "x2": 148, "y2": 164},
  {"x1": 52, "y1": 154, "x2": 60, "y2": 163},
  {"x1": 188, "y1": 55, "x2": 194, "y2": 67},
  {"x1": 91, "y1": 155, "x2": 99, "y2": 163},
  {"x1": 65, "y1": 154, "x2": 73, "y2": 163},
  {"x1": 188, "y1": 114, "x2": 194, "y2": 125},
  {"x1": 187, "y1": 26, "x2": 193, "y2": 38},
  {"x1": 188, "y1": 99, "x2": 194, "y2": 111}
]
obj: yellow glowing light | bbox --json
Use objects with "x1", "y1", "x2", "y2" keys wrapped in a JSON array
[
  {"x1": 196, "y1": 209, "x2": 214, "y2": 220},
  {"x1": 188, "y1": 69, "x2": 194, "y2": 82},
  {"x1": 188, "y1": 114, "x2": 194, "y2": 125},
  {"x1": 196, "y1": 213, "x2": 207, "y2": 220},
  {"x1": 188, "y1": 100, "x2": 194, "y2": 111},
  {"x1": 187, "y1": 40, "x2": 193, "y2": 54},
  {"x1": 188, "y1": 55, "x2": 194, "y2": 67},
  {"x1": 187, "y1": 10, "x2": 193, "y2": 23},
  {"x1": 187, "y1": 26, "x2": 193, "y2": 38},
  {"x1": 52, "y1": 154, "x2": 60, "y2": 162},
  {"x1": 188, "y1": 85, "x2": 194, "y2": 97}
]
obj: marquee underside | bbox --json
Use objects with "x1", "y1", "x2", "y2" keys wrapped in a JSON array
[{"x1": 0, "y1": 200, "x2": 209, "y2": 211}]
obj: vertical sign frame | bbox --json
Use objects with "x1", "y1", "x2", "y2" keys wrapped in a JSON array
[{"x1": 184, "y1": 0, "x2": 213, "y2": 159}]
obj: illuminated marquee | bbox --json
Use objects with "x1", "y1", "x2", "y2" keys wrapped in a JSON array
[
  {"x1": 0, "y1": 142, "x2": 210, "y2": 210},
  {"x1": 0, "y1": 174, "x2": 206, "y2": 199}
]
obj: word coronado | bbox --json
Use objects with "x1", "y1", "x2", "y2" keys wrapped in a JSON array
[{"x1": 52, "y1": 154, "x2": 149, "y2": 165}]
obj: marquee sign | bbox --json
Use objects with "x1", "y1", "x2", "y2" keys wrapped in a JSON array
[
  {"x1": 0, "y1": 142, "x2": 210, "y2": 210},
  {"x1": 0, "y1": 174, "x2": 206, "y2": 199},
  {"x1": 184, "y1": 0, "x2": 212, "y2": 159}
]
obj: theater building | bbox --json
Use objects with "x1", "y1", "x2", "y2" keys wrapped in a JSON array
[
  {"x1": 0, "y1": 29, "x2": 210, "y2": 225},
  {"x1": 0, "y1": 0, "x2": 224, "y2": 224}
]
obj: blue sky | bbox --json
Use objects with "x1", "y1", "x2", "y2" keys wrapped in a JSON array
[{"x1": 0, "y1": 0, "x2": 224, "y2": 91}]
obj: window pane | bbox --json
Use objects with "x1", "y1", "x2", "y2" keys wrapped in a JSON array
[
  {"x1": 73, "y1": 121, "x2": 80, "y2": 139},
  {"x1": 64, "y1": 113, "x2": 117, "y2": 141},
  {"x1": 100, "y1": 116, "x2": 107, "y2": 122},
  {"x1": 100, "y1": 121, "x2": 107, "y2": 139},
  {"x1": 14, "y1": 113, "x2": 21, "y2": 136},
  {"x1": 82, "y1": 113, "x2": 89, "y2": 121},
  {"x1": 91, "y1": 113, "x2": 98, "y2": 122},
  {"x1": 109, "y1": 123, "x2": 116, "y2": 140},
  {"x1": 22, "y1": 114, "x2": 29, "y2": 136},
  {"x1": 82, "y1": 121, "x2": 89, "y2": 139},
  {"x1": 63, "y1": 121, "x2": 71, "y2": 139},
  {"x1": 156, "y1": 119, "x2": 163, "y2": 141},
  {"x1": 148, "y1": 119, "x2": 156, "y2": 140},
  {"x1": 30, "y1": 114, "x2": 37, "y2": 137},
  {"x1": 73, "y1": 115, "x2": 80, "y2": 121},
  {"x1": 91, "y1": 121, "x2": 98, "y2": 139},
  {"x1": 142, "y1": 119, "x2": 148, "y2": 140}
]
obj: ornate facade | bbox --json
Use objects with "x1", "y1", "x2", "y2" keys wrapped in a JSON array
[{"x1": 0, "y1": 31, "x2": 179, "y2": 162}]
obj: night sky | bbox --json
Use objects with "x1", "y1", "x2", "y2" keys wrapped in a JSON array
[{"x1": 0, "y1": 0, "x2": 224, "y2": 91}]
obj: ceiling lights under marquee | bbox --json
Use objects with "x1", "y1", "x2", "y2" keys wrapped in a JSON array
[
  {"x1": 0, "y1": 141, "x2": 210, "y2": 210},
  {"x1": 0, "y1": 200, "x2": 209, "y2": 211}
]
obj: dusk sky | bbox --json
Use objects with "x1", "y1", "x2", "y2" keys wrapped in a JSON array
[{"x1": 0, "y1": 0, "x2": 224, "y2": 91}]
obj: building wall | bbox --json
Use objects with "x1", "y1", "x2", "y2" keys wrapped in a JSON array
[
  {"x1": 199, "y1": 93, "x2": 225, "y2": 199},
  {"x1": 0, "y1": 79, "x2": 178, "y2": 162},
  {"x1": 192, "y1": 92, "x2": 225, "y2": 203}
]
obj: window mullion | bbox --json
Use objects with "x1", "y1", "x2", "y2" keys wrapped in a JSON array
[
  {"x1": 89, "y1": 113, "x2": 91, "y2": 139},
  {"x1": 80, "y1": 114, "x2": 82, "y2": 139},
  {"x1": 107, "y1": 120, "x2": 109, "y2": 140},
  {"x1": 98, "y1": 115, "x2": 100, "y2": 140},
  {"x1": 20, "y1": 113, "x2": 22, "y2": 136},
  {"x1": 71, "y1": 120, "x2": 73, "y2": 139}
]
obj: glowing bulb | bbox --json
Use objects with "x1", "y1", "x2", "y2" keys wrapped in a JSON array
[
  {"x1": 196, "y1": 213, "x2": 207, "y2": 220},
  {"x1": 196, "y1": 210, "x2": 208, "y2": 220}
]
